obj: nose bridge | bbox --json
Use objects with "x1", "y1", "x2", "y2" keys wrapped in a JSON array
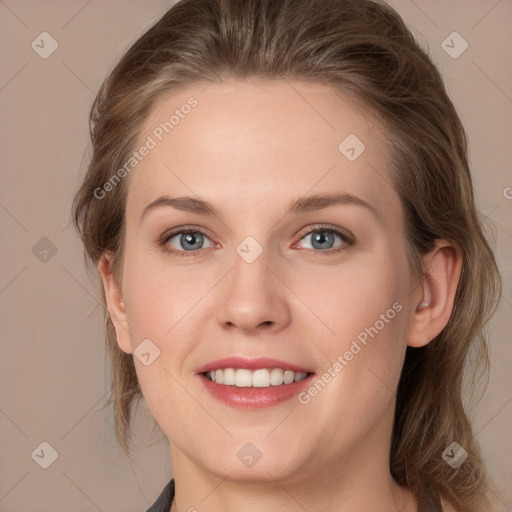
[
  {"x1": 217, "y1": 234, "x2": 289, "y2": 331},
  {"x1": 233, "y1": 235, "x2": 272, "y2": 291}
]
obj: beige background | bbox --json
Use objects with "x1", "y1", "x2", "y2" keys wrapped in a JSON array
[{"x1": 0, "y1": 1, "x2": 510, "y2": 510}]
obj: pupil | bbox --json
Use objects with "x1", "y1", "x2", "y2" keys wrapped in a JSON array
[
  {"x1": 313, "y1": 231, "x2": 333, "y2": 249},
  {"x1": 182, "y1": 232, "x2": 202, "y2": 249}
]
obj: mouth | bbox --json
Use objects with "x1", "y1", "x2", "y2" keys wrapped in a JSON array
[{"x1": 196, "y1": 357, "x2": 315, "y2": 408}]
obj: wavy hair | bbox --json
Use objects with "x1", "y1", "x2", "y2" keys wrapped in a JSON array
[{"x1": 71, "y1": 0, "x2": 502, "y2": 510}]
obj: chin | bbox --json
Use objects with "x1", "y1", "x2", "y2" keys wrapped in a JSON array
[{"x1": 197, "y1": 442, "x2": 312, "y2": 484}]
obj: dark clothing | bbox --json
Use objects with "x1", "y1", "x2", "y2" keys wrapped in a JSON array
[{"x1": 145, "y1": 479, "x2": 175, "y2": 512}]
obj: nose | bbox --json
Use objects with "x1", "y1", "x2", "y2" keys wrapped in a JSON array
[{"x1": 216, "y1": 244, "x2": 291, "y2": 334}]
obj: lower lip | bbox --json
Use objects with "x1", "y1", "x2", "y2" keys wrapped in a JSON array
[{"x1": 198, "y1": 373, "x2": 315, "y2": 408}]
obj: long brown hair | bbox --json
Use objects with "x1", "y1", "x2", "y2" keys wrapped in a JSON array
[{"x1": 71, "y1": 0, "x2": 502, "y2": 510}]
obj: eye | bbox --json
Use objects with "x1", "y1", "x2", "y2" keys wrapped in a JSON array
[
  {"x1": 158, "y1": 224, "x2": 354, "y2": 257},
  {"x1": 295, "y1": 224, "x2": 354, "y2": 254},
  {"x1": 159, "y1": 228, "x2": 214, "y2": 257}
]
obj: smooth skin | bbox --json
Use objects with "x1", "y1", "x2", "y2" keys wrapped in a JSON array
[{"x1": 98, "y1": 80, "x2": 462, "y2": 512}]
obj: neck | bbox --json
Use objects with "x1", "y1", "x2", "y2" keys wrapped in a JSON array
[{"x1": 170, "y1": 459, "x2": 415, "y2": 512}]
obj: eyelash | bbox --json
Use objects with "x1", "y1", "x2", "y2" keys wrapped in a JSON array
[{"x1": 157, "y1": 224, "x2": 355, "y2": 258}]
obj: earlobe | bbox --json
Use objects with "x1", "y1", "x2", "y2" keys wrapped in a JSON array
[
  {"x1": 97, "y1": 253, "x2": 133, "y2": 354},
  {"x1": 407, "y1": 240, "x2": 463, "y2": 348}
]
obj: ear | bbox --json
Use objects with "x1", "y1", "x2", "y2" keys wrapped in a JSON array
[
  {"x1": 97, "y1": 253, "x2": 133, "y2": 354},
  {"x1": 407, "y1": 239, "x2": 463, "y2": 348}
]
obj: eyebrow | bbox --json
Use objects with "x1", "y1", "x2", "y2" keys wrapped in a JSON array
[{"x1": 140, "y1": 192, "x2": 379, "y2": 222}]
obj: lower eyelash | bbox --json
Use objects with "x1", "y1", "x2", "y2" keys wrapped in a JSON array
[{"x1": 159, "y1": 225, "x2": 354, "y2": 257}]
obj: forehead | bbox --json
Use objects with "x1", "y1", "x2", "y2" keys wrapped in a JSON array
[{"x1": 125, "y1": 79, "x2": 400, "y2": 227}]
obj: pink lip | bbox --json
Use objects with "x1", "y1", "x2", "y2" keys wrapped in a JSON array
[
  {"x1": 196, "y1": 356, "x2": 313, "y2": 374},
  {"x1": 198, "y1": 373, "x2": 315, "y2": 409}
]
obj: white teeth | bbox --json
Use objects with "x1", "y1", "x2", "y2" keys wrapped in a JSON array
[
  {"x1": 223, "y1": 368, "x2": 236, "y2": 385},
  {"x1": 205, "y1": 368, "x2": 309, "y2": 387},
  {"x1": 252, "y1": 369, "x2": 270, "y2": 387},
  {"x1": 270, "y1": 368, "x2": 284, "y2": 385},
  {"x1": 283, "y1": 370, "x2": 295, "y2": 384},
  {"x1": 235, "y1": 369, "x2": 252, "y2": 387}
]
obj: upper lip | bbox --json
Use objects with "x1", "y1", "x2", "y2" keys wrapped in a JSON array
[{"x1": 196, "y1": 357, "x2": 314, "y2": 374}]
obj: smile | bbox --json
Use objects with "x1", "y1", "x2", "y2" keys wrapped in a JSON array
[{"x1": 204, "y1": 368, "x2": 310, "y2": 387}]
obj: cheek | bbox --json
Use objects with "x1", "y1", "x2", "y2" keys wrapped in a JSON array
[
  {"x1": 303, "y1": 254, "x2": 407, "y2": 347},
  {"x1": 300, "y1": 286, "x2": 408, "y2": 450},
  {"x1": 304, "y1": 253, "x2": 409, "y2": 406},
  {"x1": 121, "y1": 251, "x2": 180, "y2": 335},
  {"x1": 121, "y1": 258, "x2": 194, "y2": 425}
]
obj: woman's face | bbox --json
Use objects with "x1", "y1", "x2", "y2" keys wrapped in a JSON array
[{"x1": 107, "y1": 80, "x2": 423, "y2": 484}]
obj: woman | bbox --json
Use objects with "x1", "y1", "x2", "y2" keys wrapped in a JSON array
[{"x1": 71, "y1": 0, "x2": 502, "y2": 510}]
